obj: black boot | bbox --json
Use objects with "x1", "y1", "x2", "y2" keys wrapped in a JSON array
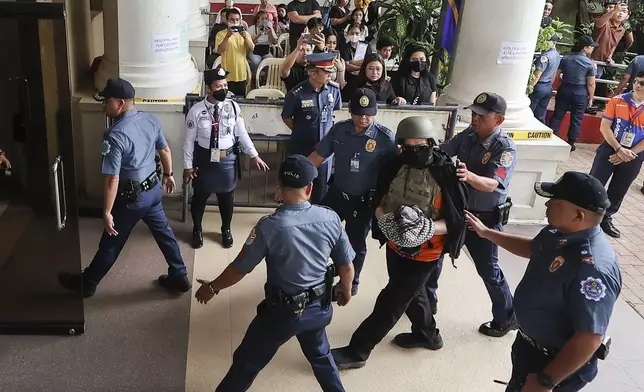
[
  {"x1": 192, "y1": 228, "x2": 203, "y2": 249},
  {"x1": 393, "y1": 329, "x2": 444, "y2": 350},
  {"x1": 331, "y1": 346, "x2": 367, "y2": 370},
  {"x1": 568, "y1": 140, "x2": 576, "y2": 152},
  {"x1": 222, "y1": 228, "x2": 233, "y2": 249},
  {"x1": 58, "y1": 272, "x2": 96, "y2": 298},
  {"x1": 601, "y1": 219, "x2": 621, "y2": 238},
  {"x1": 478, "y1": 319, "x2": 517, "y2": 337},
  {"x1": 158, "y1": 274, "x2": 192, "y2": 292}
]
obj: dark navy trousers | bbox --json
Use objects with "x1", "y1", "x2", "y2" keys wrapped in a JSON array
[
  {"x1": 549, "y1": 84, "x2": 589, "y2": 143},
  {"x1": 529, "y1": 82, "x2": 553, "y2": 124},
  {"x1": 505, "y1": 334, "x2": 595, "y2": 392},
  {"x1": 320, "y1": 186, "x2": 371, "y2": 290},
  {"x1": 216, "y1": 301, "x2": 345, "y2": 392},
  {"x1": 83, "y1": 182, "x2": 187, "y2": 285},
  {"x1": 426, "y1": 223, "x2": 514, "y2": 326},
  {"x1": 589, "y1": 143, "x2": 644, "y2": 220}
]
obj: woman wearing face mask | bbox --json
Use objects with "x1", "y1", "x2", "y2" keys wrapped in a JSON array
[
  {"x1": 344, "y1": 8, "x2": 368, "y2": 42},
  {"x1": 326, "y1": 29, "x2": 346, "y2": 89},
  {"x1": 356, "y1": 53, "x2": 406, "y2": 105},
  {"x1": 248, "y1": 11, "x2": 278, "y2": 76},
  {"x1": 341, "y1": 23, "x2": 372, "y2": 101},
  {"x1": 253, "y1": 0, "x2": 279, "y2": 30},
  {"x1": 392, "y1": 45, "x2": 437, "y2": 105}
]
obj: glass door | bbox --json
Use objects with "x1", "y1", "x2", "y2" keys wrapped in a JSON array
[{"x1": 0, "y1": 2, "x2": 84, "y2": 335}]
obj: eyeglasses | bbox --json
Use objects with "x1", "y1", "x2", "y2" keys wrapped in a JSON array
[{"x1": 634, "y1": 80, "x2": 644, "y2": 87}]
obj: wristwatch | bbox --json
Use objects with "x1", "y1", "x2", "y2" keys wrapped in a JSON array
[
  {"x1": 536, "y1": 372, "x2": 557, "y2": 389},
  {"x1": 207, "y1": 281, "x2": 220, "y2": 295},
  {"x1": 163, "y1": 171, "x2": 173, "y2": 177}
]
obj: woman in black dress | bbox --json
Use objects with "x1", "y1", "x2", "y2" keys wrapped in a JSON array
[
  {"x1": 353, "y1": 53, "x2": 406, "y2": 105},
  {"x1": 392, "y1": 45, "x2": 437, "y2": 105}
]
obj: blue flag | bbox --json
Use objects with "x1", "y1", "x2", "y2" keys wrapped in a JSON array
[{"x1": 440, "y1": 0, "x2": 461, "y2": 55}]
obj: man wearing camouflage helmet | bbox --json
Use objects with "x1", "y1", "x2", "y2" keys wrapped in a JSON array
[{"x1": 331, "y1": 116, "x2": 468, "y2": 369}]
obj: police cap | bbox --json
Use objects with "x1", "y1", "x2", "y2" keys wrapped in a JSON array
[
  {"x1": 349, "y1": 88, "x2": 377, "y2": 116},
  {"x1": 395, "y1": 116, "x2": 437, "y2": 142},
  {"x1": 577, "y1": 35, "x2": 599, "y2": 48},
  {"x1": 534, "y1": 171, "x2": 610, "y2": 213},
  {"x1": 204, "y1": 66, "x2": 229, "y2": 85},
  {"x1": 465, "y1": 92, "x2": 507, "y2": 116},
  {"x1": 306, "y1": 52, "x2": 336, "y2": 72},
  {"x1": 94, "y1": 78, "x2": 135, "y2": 101},
  {"x1": 278, "y1": 154, "x2": 318, "y2": 189}
]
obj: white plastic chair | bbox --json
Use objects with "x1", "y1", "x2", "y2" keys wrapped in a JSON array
[
  {"x1": 246, "y1": 88, "x2": 285, "y2": 99},
  {"x1": 276, "y1": 33, "x2": 290, "y2": 58},
  {"x1": 255, "y1": 58, "x2": 286, "y2": 93}
]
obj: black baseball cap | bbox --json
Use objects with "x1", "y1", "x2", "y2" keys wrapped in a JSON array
[
  {"x1": 204, "y1": 66, "x2": 229, "y2": 85},
  {"x1": 577, "y1": 35, "x2": 599, "y2": 48},
  {"x1": 465, "y1": 92, "x2": 507, "y2": 116},
  {"x1": 534, "y1": 172, "x2": 610, "y2": 213},
  {"x1": 350, "y1": 88, "x2": 377, "y2": 116},
  {"x1": 278, "y1": 155, "x2": 318, "y2": 189},
  {"x1": 94, "y1": 78, "x2": 135, "y2": 101}
]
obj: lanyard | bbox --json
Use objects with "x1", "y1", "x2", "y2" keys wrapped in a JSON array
[{"x1": 205, "y1": 103, "x2": 220, "y2": 149}]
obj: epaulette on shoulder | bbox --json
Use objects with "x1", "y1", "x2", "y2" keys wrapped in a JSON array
[
  {"x1": 376, "y1": 123, "x2": 395, "y2": 139},
  {"x1": 292, "y1": 85, "x2": 304, "y2": 95}
]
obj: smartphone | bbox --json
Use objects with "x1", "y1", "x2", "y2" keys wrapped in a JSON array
[
  {"x1": 302, "y1": 33, "x2": 314, "y2": 45},
  {"x1": 230, "y1": 25, "x2": 244, "y2": 33}
]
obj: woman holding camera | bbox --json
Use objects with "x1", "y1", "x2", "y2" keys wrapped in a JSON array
[{"x1": 248, "y1": 10, "x2": 278, "y2": 76}]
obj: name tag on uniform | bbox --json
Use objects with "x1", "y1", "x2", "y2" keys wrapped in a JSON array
[
  {"x1": 210, "y1": 148, "x2": 221, "y2": 163},
  {"x1": 301, "y1": 99, "x2": 314, "y2": 108},
  {"x1": 320, "y1": 107, "x2": 328, "y2": 123},
  {"x1": 621, "y1": 132, "x2": 635, "y2": 147},
  {"x1": 350, "y1": 153, "x2": 360, "y2": 173}
]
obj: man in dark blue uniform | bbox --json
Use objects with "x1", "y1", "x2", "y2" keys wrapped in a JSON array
[
  {"x1": 308, "y1": 88, "x2": 397, "y2": 297},
  {"x1": 58, "y1": 78, "x2": 191, "y2": 297},
  {"x1": 529, "y1": 34, "x2": 561, "y2": 124},
  {"x1": 549, "y1": 35, "x2": 599, "y2": 151},
  {"x1": 466, "y1": 172, "x2": 621, "y2": 392},
  {"x1": 195, "y1": 154, "x2": 355, "y2": 392},
  {"x1": 280, "y1": 52, "x2": 343, "y2": 204},
  {"x1": 434, "y1": 92, "x2": 517, "y2": 337}
]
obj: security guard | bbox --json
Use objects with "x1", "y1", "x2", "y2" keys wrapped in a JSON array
[
  {"x1": 549, "y1": 35, "x2": 599, "y2": 151},
  {"x1": 280, "y1": 52, "x2": 343, "y2": 204},
  {"x1": 58, "y1": 78, "x2": 191, "y2": 297},
  {"x1": 589, "y1": 70, "x2": 644, "y2": 239},
  {"x1": 529, "y1": 34, "x2": 561, "y2": 124},
  {"x1": 466, "y1": 172, "x2": 621, "y2": 392},
  {"x1": 184, "y1": 66, "x2": 270, "y2": 249},
  {"x1": 308, "y1": 87, "x2": 396, "y2": 296},
  {"x1": 195, "y1": 154, "x2": 356, "y2": 392},
  {"x1": 435, "y1": 92, "x2": 517, "y2": 337}
]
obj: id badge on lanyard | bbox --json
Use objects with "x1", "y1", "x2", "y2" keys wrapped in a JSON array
[
  {"x1": 350, "y1": 153, "x2": 360, "y2": 172},
  {"x1": 621, "y1": 104, "x2": 644, "y2": 147},
  {"x1": 206, "y1": 104, "x2": 221, "y2": 163}
]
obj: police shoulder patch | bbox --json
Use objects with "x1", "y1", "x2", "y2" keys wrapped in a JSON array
[
  {"x1": 187, "y1": 119, "x2": 195, "y2": 129},
  {"x1": 101, "y1": 140, "x2": 111, "y2": 156},
  {"x1": 245, "y1": 227, "x2": 257, "y2": 246},
  {"x1": 540, "y1": 55, "x2": 548, "y2": 64},
  {"x1": 580, "y1": 277, "x2": 607, "y2": 302},
  {"x1": 500, "y1": 151, "x2": 514, "y2": 168}
]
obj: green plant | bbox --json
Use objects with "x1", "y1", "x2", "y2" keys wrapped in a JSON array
[
  {"x1": 377, "y1": 0, "x2": 441, "y2": 59},
  {"x1": 630, "y1": 1, "x2": 644, "y2": 29},
  {"x1": 575, "y1": 22, "x2": 594, "y2": 37}
]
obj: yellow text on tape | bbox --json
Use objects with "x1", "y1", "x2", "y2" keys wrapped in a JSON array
[{"x1": 504, "y1": 131, "x2": 552, "y2": 140}]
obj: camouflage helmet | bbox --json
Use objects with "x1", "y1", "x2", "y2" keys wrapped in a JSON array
[{"x1": 395, "y1": 116, "x2": 438, "y2": 143}]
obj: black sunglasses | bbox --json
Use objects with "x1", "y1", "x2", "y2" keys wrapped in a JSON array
[{"x1": 402, "y1": 144, "x2": 430, "y2": 152}]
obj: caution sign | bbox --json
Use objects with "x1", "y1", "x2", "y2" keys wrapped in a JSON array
[
  {"x1": 504, "y1": 131, "x2": 552, "y2": 140},
  {"x1": 133, "y1": 97, "x2": 185, "y2": 103}
]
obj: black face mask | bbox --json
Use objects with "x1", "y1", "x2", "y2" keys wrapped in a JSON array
[
  {"x1": 402, "y1": 145, "x2": 431, "y2": 168},
  {"x1": 212, "y1": 89, "x2": 228, "y2": 101},
  {"x1": 410, "y1": 60, "x2": 426, "y2": 73}
]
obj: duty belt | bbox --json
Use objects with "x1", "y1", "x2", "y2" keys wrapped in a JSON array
[
  {"x1": 197, "y1": 145, "x2": 235, "y2": 158},
  {"x1": 470, "y1": 210, "x2": 499, "y2": 224},
  {"x1": 518, "y1": 329, "x2": 558, "y2": 357},
  {"x1": 120, "y1": 171, "x2": 158, "y2": 193},
  {"x1": 341, "y1": 190, "x2": 374, "y2": 204},
  {"x1": 265, "y1": 282, "x2": 327, "y2": 316}
]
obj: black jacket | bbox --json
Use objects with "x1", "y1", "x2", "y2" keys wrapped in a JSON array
[{"x1": 371, "y1": 148, "x2": 469, "y2": 261}]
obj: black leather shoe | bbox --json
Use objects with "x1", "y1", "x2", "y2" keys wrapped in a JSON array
[
  {"x1": 601, "y1": 220, "x2": 621, "y2": 239},
  {"x1": 641, "y1": 186, "x2": 644, "y2": 196},
  {"x1": 568, "y1": 141, "x2": 576, "y2": 152},
  {"x1": 393, "y1": 330, "x2": 443, "y2": 350},
  {"x1": 478, "y1": 320, "x2": 517, "y2": 337},
  {"x1": 192, "y1": 229, "x2": 203, "y2": 249},
  {"x1": 331, "y1": 346, "x2": 366, "y2": 370},
  {"x1": 58, "y1": 272, "x2": 96, "y2": 298},
  {"x1": 222, "y1": 228, "x2": 233, "y2": 249},
  {"x1": 158, "y1": 274, "x2": 192, "y2": 292}
]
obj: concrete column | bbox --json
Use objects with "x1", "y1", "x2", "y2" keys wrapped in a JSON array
[
  {"x1": 95, "y1": 0, "x2": 199, "y2": 100},
  {"x1": 201, "y1": 0, "x2": 211, "y2": 25},
  {"x1": 437, "y1": 0, "x2": 548, "y2": 131},
  {"x1": 188, "y1": 0, "x2": 208, "y2": 40}
]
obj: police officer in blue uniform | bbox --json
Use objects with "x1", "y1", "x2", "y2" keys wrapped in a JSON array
[
  {"x1": 280, "y1": 52, "x2": 343, "y2": 204},
  {"x1": 549, "y1": 35, "x2": 599, "y2": 151},
  {"x1": 530, "y1": 34, "x2": 561, "y2": 124},
  {"x1": 308, "y1": 87, "x2": 397, "y2": 296},
  {"x1": 58, "y1": 78, "x2": 191, "y2": 297},
  {"x1": 195, "y1": 154, "x2": 356, "y2": 392},
  {"x1": 466, "y1": 172, "x2": 621, "y2": 392},
  {"x1": 434, "y1": 92, "x2": 517, "y2": 337},
  {"x1": 184, "y1": 66, "x2": 270, "y2": 249}
]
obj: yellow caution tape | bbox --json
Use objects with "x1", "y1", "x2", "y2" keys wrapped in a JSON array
[
  {"x1": 133, "y1": 84, "x2": 202, "y2": 104},
  {"x1": 455, "y1": 129, "x2": 553, "y2": 140}
]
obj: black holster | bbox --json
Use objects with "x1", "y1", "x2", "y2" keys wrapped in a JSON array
[
  {"x1": 322, "y1": 264, "x2": 335, "y2": 310},
  {"x1": 496, "y1": 197, "x2": 513, "y2": 226},
  {"x1": 233, "y1": 140, "x2": 242, "y2": 180},
  {"x1": 121, "y1": 181, "x2": 137, "y2": 202}
]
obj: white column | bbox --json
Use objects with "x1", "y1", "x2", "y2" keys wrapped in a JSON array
[
  {"x1": 188, "y1": 0, "x2": 208, "y2": 40},
  {"x1": 200, "y1": 0, "x2": 211, "y2": 25},
  {"x1": 437, "y1": 0, "x2": 547, "y2": 131},
  {"x1": 95, "y1": 0, "x2": 199, "y2": 100}
]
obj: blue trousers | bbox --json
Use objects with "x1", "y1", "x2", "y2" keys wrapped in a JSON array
[
  {"x1": 320, "y1": 186, "x2": 371, "y2": 290},
  {"x1": 83, "y1": 183, "x2": 187, "y2": 285},
  {"x1": 217, "y1": 300, "x2": 345, "y2": 392},
  {"x1": 426, "y1": 256, "x2": 443, "y2": 305},
  {"x1": 505, "y1": 334, "x2": 595, "y2": 392},
  {"x1": 549, "y1": 85, "x2": 588, "y2": 143},
  {"x1": 589, "y1": 143, "x2": 644, "y2": 220},
  {"x1": 529, "y1": 82, "x2": 553, "y2": 124},
  {"x1": 425, "y1": 223, "x2": 514, "y2": 326}
]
